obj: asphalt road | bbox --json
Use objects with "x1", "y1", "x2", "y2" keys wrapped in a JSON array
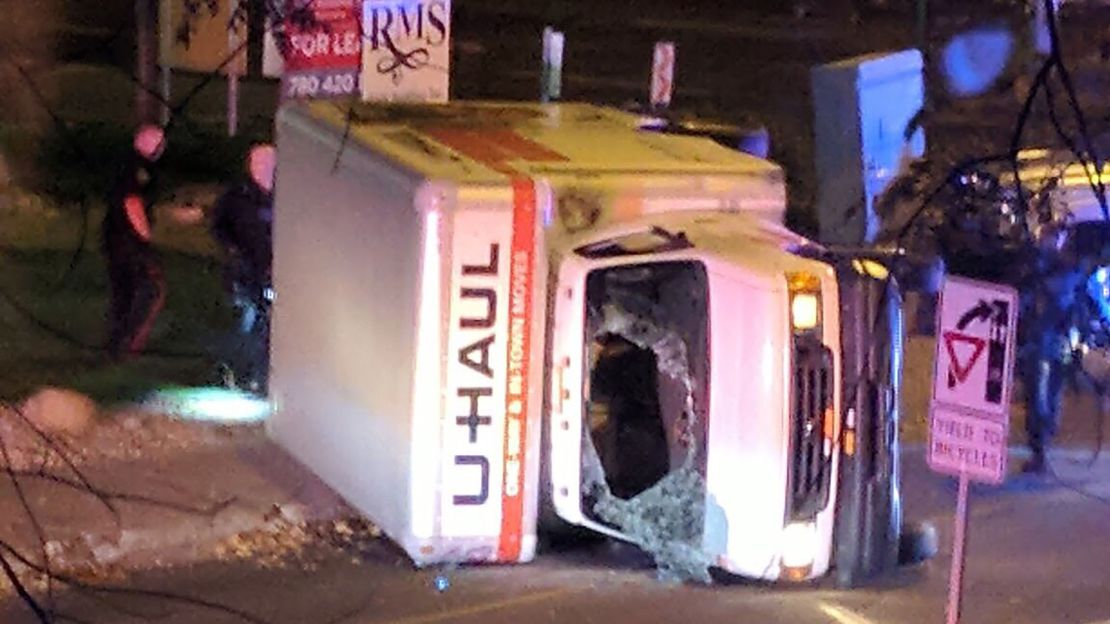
[{"x1": 4, "y1": 448, "x2": 1110, "y2": 624}]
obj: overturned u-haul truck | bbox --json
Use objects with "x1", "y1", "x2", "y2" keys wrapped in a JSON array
[{"x1": 269, "y1": 101, "x2": 904, "y2": 585}]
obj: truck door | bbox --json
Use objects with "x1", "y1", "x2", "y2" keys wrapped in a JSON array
[
  {"x1": 546, "y1": 250, "x2": 629, "y2": 539},
  {"x1": 544, "y1": 228, "x2": 708, "y2": 544},
  {"x1": 832, "y1": 262, "x2": 904, "y2": 586}
]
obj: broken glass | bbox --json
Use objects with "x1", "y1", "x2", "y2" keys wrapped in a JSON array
[{"x1": 581, "y1": 265, "x2": 713, "y2": 584}]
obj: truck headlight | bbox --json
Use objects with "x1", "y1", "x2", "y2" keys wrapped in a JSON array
[
  {"x1": 787, "y1": 272, "x2": 822, "y2": 333},
  {"x1": 781, "y1": 521, "x2": 817, "y2": 576}
]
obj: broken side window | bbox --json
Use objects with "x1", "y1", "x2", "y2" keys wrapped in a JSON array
[{"x1": 579, "y1": 261, "x2": 713, "y2": 584}]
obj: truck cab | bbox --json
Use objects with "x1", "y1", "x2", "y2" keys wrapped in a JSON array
[{"x1": 546, "y1": 210, "x2": 843, "y2": 580}]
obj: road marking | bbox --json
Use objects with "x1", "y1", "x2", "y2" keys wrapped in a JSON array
[
  {"x1": 375, "y1": 589, "x2": 574, "y2": 624},
  {"x1": 819, "y1": 602, "x2": 879, "y2": 624}
]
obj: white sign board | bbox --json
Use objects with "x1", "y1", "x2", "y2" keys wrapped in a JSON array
[
  {"x1": 928, "y1": 276, "x2": 1018, "y2": 484},
  {"x1": 928, "y1": 404, "x2": 1008, "y2": 484},
  {"x1": 361, "y1": 0, "x2": 452, "y2": 103}
]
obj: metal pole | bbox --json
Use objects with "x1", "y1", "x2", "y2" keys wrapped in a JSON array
[
  {"x1": 158, "y1": 0, "x2": 172, "y2": 126},
  {"x1": 945, "y1": 472, "x2": 971, "y2": 624},
  {"x1": 161, "y1": 67, "x2": 171, "y2": 126},
  {"x1": 136, "y1": 0, "x2": 158, "y2": 125},
  {"x1": 915, "y1": 0, "x2": 928, "y2": 52},
  {"x1": 541, "y1": 27, "x2": 564, "y2": 103},
  {"x1": 915, "y1": 0, "x2": 931, "y2": 158},
  {"x1": 228, "y1": 72, "x2": 240, "y2": 137}
]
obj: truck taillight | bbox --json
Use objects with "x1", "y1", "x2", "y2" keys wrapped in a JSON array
[{"x1": 787, "y1": 272, "x2": 822, "y2": 334}]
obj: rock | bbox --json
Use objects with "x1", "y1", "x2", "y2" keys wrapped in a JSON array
[
  {"x1": 120, "y1": 415, "x2": 144, "y2": 432},
  {"x1": 19, "y1": 387, "x2": 98, "y2": 437},
  {"x1": 85, "y1": 531, "x2": 126, "y2": 566},
  {"x1": 43, "y1": 540, "x2": 64, "y2": 561},
  {"x1": 277, "y1": 502, "x2": 307, "y2": 526}
]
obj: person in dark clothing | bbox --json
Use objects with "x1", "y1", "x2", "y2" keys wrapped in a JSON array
[
  {"x1": 210, "y1": 144, "x2": 276, "y2": 393},
  {"x1": 1018, "y1": 228, "x2": 1085, "y2": 475},
  {"x1": 103, "y1": 125, "x2": 167, "y2": 361}
]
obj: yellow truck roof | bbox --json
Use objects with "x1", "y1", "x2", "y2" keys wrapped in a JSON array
[{"x1": 290, "y1": 101, "x2": 785, "y2": 185}]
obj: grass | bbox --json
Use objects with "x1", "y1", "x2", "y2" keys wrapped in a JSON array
[
  {"x1": 42, "y1": 63, "x2": 280, "y2": 132},
  {"x1": 0, "y1": 32, "x2": 289, "y2": 405},
  {"x1": 0, "y1": 57, "x2": 277, "y2": 406},
  {"x1": 0, "y1": 206, "x2": 235, "y2": 405}
]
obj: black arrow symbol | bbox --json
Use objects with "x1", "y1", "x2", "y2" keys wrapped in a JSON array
[{"x1": 957, "y1": 300, "x2": 993, "y2": 330}]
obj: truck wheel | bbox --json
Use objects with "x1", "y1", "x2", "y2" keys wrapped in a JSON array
[{"x1": 898, "y1": 520, "x2": 938, "y2": 565}]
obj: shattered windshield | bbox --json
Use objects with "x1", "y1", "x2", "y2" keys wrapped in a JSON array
[{"x1": 579, "y1": 260, "x2": 713, "y2": 583}]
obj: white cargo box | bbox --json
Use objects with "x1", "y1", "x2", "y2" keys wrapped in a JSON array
[{"x1": 268, "y1": 101, "x2": 788, "y2": 567}]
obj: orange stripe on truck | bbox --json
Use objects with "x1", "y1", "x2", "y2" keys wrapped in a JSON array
[
  {"x1": 424, "y1": 128, "x2": 568, "y2": 175},
  {"x1": 497, "y1": 178, "x2": 537, "y2": 561}
]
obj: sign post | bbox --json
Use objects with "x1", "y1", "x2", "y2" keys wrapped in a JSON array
[
  {"x1": 650, "y1": 41, "x2": 676, "y2": 110},
  {"x1": 227, "y1": 0, "x2": 245, "y2": 137},
  {"x1": 927, "y1": 276, "x2": 1018, "y2": 624},
  {"x1": 541, "y1": 27, "x2": 565, "y2": 103},
  {"x1": 158, "y1": 0, "x2": 172, "y2": 126}
]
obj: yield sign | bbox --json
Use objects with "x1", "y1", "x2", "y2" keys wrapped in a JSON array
[{"x1": 943, "y1": 330, "x2": 986, "y2": 387}]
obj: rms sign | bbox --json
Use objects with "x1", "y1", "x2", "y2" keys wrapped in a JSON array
[{"x1": 361, "y1": 0, "x2": 452, "y2": 102}]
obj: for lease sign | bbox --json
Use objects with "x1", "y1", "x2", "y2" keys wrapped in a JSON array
[{"x1": 282, "y1": 0, "x2": 363, "y2": 99}]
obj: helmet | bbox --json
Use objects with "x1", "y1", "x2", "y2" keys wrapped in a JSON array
[
  {"x1": 248, "y1": 143, "x2": 276, "y2": 192},
  {"x1": 134, "y1": 125, "x2": 166, "y2": 161}
]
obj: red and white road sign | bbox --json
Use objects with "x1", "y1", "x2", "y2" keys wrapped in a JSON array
[
  {"x1": 650, "y1": 42, "x2": 676, "y2": 109},
  {"x1": 931, "y1": 276, "x2": 1018, "y2": 417},
  {"x1": 929, "y1": 276, "x2": 1018, "y2": 485},
  {"x1": 930, "y1": 276, "x2": 1019, "y2": 624},
  {"x1": 927, "y1": 404, "x2": 1008, "y2": 484}
]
